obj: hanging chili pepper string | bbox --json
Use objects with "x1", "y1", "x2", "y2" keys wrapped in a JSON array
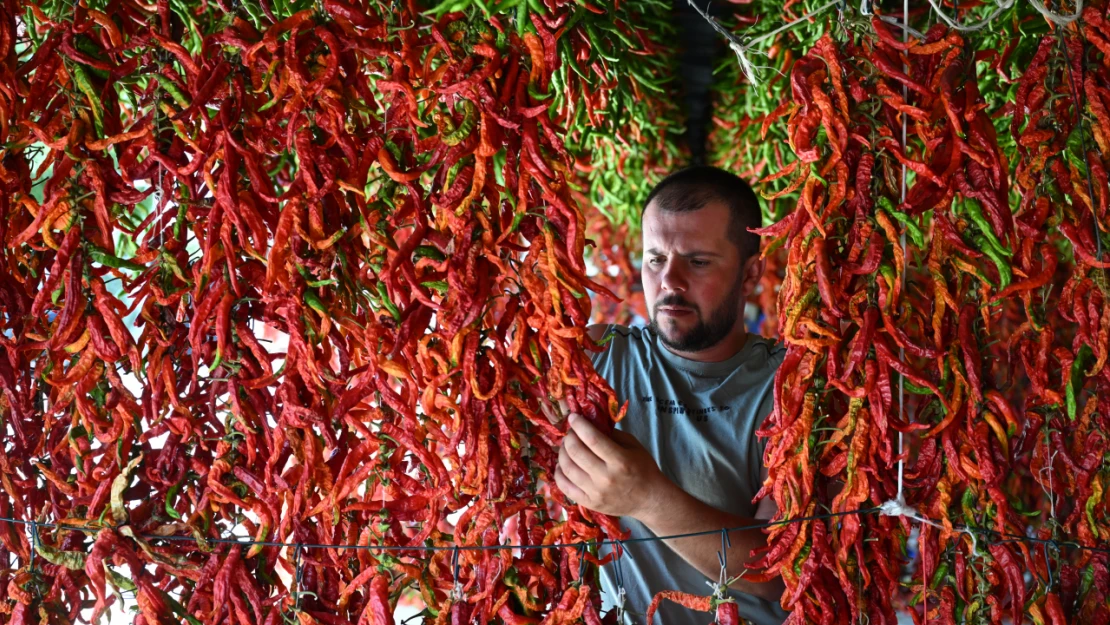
[
  {"x1": 1059, "y1": 18, "x2": 1107, "y2": 267},
  {"x1": 895, "y1": 0, "x2": 909, "y2": 508},
  {"x1": 876, "y1": 0, "x2": 982, "y2": 563}
]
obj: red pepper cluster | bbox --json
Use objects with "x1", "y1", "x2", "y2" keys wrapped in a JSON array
[
  {"x1": 725, "y1": 7, "x2": 1110, "y2": 625},
  {"x1": 0, "y1": 0, "x2": 683, "y2": 623}
]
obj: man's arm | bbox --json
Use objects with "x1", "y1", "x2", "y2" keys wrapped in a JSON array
[{"x1": 555, "y1": 414, "x2": 785, "y2": 603}]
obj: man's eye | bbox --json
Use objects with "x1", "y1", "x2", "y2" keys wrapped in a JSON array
[
  {"x1": 648, "y1": 257, "x2": 665, "y2": 266},
  {"x1": 690, "y1": 259, "x2": 710, "y2": 267}
]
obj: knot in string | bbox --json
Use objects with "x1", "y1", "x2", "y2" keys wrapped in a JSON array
[
  {"x1": 879, "y1": 497, "x2": 917, "y2": 518},
  {"x1": 881, "y1": 496, "x2": 979, "y2": 555}
]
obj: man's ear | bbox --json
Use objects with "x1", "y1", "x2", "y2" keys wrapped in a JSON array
[{"x1": 741, "y1": 253, "x2": 765, "y2": 299}]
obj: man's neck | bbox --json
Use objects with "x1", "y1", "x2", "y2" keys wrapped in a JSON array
[{"x1": 663, "y1": 328, "x2": 750, "y2": 363}]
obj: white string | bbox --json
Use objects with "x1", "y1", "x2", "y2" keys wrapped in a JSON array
[
  {"x1": 1029, "y1": 0, "x2": 1084, "y2": 25},
  {"x1": 686, "y1": 0, "x2": 840, "y2": 85},
  {"x1": 880, "y1": 498, "x2": 979, "y2": 555},
  {"x1": 927, "y1": 0, "x2": 1016, "y2": 32},
  {"x1": 744, "y1": 1, "x2": 842, "y2": 49},
  {"x1": 896, "y1": 0, "x2": 909, "y2": 510}
]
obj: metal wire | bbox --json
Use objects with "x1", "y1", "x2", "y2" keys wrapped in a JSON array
[
  {"x1": 4, "y1": 507, "x2": 1107, "y2": 556},
  {"x1": 0, "y1": 508, "x2": 877, "y2": 554}
]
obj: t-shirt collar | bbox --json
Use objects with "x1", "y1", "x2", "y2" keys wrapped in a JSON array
[{"x1": 652, "y1": 329, "x2": 757, "y2": 377}]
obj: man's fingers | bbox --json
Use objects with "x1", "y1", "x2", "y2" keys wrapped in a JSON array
[
  {"x1": 554, "y1": 465, "x2": 586, "y2": 503},
  {"x1": 568, "y1": 413, "x2": 622, "y2": 461},
  {"x1": 563, "y1": 429, "x2": 606, "y2": 474},
  {"x1": 558, "y1": 444, "x2": 592, "y2": 488}
]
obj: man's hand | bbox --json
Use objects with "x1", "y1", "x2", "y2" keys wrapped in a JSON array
[
  {"x1": 554, "y1": 413, "x2": 677, "y2": 521},
  {"x1": 554, "y1": 413, "x2": 785, "y2": 602}
]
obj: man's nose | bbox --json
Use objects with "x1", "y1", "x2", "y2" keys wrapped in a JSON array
[{"x1": 660, "y1": 260, "x2": 687, "y2": 293}]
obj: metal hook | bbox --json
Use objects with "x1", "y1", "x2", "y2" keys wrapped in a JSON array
[
  {"x1": 717, "y1": 529, "x2": 731, "y2": 589},
  {"x1": 293, "y1": 543, "x2": 305, "y2": 612},
  {"x1": 577, "y1": 542, "x2": 589, "y2": 582},
  {"x1": 450, "y1": 546, "x2": 463, "y2": 601},
  {"x1": 613, "y1": 540, "x2": 627, "y2": 622},
  {"x1": 612, "y1": 541, "x2": 626, "y2": 588},
  {"x1": 1043, "y1": 542, "x2": 1057, "y2": 588},
  {"x1": 28, "y1": 520, "x2": 38, "y2": 572}
]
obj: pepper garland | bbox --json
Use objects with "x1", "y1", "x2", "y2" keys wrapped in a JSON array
[
  {"x1": 690, "y1": 2, "x2": 1110, "y2": 624},
  {"x1": 0, "y1": 0, "x2": 680, "y2": 623}
]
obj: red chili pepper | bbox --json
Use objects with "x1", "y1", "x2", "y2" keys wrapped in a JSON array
[
  {"x1": 645, "y1": 591, "x2": 711, "y2": 625},
  {"x1": 716, "y1": 600, "x2": 740, "y2": 625}
]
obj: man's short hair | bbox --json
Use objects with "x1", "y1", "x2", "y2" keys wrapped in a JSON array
[{"x1": 642, "y1": 166, "x2": 762, "y2": 262}]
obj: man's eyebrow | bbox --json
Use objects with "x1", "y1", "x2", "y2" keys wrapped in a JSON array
[{"x1": 644, "y1": 248, "x2": 722, "y2": 258}]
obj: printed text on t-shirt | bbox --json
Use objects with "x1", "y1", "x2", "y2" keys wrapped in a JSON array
[{"x1": 638, "y1": 396, "x2": 731, "y2": 422}]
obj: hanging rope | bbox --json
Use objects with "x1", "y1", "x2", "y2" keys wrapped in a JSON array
[
  {"x1": 927, "y1": 0, "x2": 1016, "y2": 32},
  {"x1": 685, "y1": 0, "x2": 840, "y2": 84},
  {"x1": 1030, "y1": 0, "x2": 1084, "y2": 25}
]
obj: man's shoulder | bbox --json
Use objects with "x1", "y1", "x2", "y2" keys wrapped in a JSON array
[
  {"x1": 586, "y1": 324, "x2": 653, "y2": 368},
  {"x1": 747, "y1": 334, "x2": 787, "y2": 368},
  {"x1": 588, "y1": 324, "x2": 654, "y2": 351}
]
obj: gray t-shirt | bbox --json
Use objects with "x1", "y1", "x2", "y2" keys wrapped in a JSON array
[{"x1": 588, "y1": 324, "x2": 787, "y2": 625}]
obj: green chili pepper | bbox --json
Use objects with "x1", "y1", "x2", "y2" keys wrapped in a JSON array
[
  {"x1": 304, "y1": 290, "x2": 329, "y2": 317},
  {"x1": 879, "y1": 264, "x2": 896, "y2": 295},
  {"x1": 70, "y1": 63, "x2": 105, "y2": 136},
  {"x1": 89, "y1": 246, "x2": 146, "y2": 272},
  {"x1": 151, "y1": 73, "x2": 192, "y2": 109},
  {"x1": 35, "y1": 540, "x2": 87, "y2": 570},
  {"x1": 105, "y1": 564, "x2": 137, "y2": 592},
  {"x1": 375, "y1": 282, "x2": 402, "y2": 322},
  {"x1": 902, "y1": 378, "x2": 934, "y2": 395},
  {"x1": 516, "y1": 0, "x2": 528, "y2": 36},
  {"x1": 165, "y1": 476, "x2": 187, "y2": 520},
  {"x1": 963, "y1": 199, "x2": 1011, "y2": 258},
  {"x1": 421, "y1": 280, "x2": 449, "y2": 295},
  {"x1": 973, "y1": 235, "x2": 1012, "y2": 291},
  {"x1": 585, "y1": 24, "x2": 620, "y2": 63},
  {"x1": 442, "y1": 100, "x2": 477, "y2": 146},
  {"x1": 1066, "y1": 344, "x2": 1093, "y2": 421},
  {"x1": 414, "y1": 245, "x2": 446, "y2": 261},
  {"x1": 164, "y1": 590, "x2": 204, "y2": 625},
  {"x1": 878, "y1": 199, "x2": 926, "y2": 249}
]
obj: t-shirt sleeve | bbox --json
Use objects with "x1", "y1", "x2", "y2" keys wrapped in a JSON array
[
  {"x1": 747, "y1": 343, "x2": 786, "y2": 500},
  {"x1": 587, "y1": 323, "x2": 616, "y2": 376},
  {"x1": 748, "y1": 388, "x2": 776, "y2": 498}
]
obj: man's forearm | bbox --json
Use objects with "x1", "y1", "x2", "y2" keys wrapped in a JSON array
[{"x1": 638, "y1": 481, "x2": 785, "y2": 602}]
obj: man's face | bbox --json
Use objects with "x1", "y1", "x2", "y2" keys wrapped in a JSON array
[{"x1": 642, "y1": 199, "x2": 750, "y2": 354}]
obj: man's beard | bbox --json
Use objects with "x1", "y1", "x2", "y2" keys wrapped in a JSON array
[{"x1": 649, "y1": 274, "x2": 745, "y2": 353}]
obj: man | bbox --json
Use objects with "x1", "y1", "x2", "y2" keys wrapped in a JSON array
[{"x1": 555, "y1": 166, "x2": 787, "y2": 625}]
